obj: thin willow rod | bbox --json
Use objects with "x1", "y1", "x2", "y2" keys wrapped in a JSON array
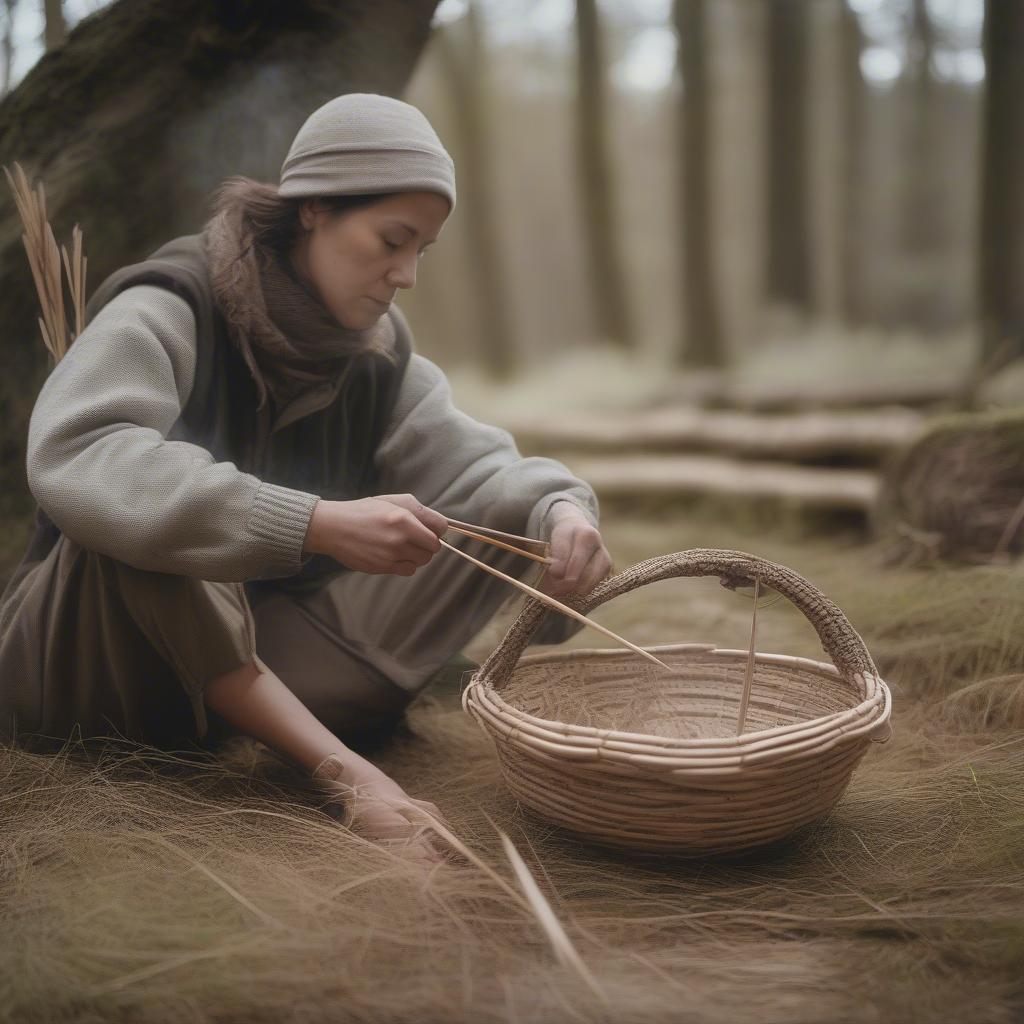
[
  {"x1": 444, "y1": 524, "x2": 553, "y2": 565},
  {"x1": 736, "y1": 575, "x2": 760, "y2": 735},
  {"x1": 438, "y1": 538, "x2": 672, "y2": 672},
  {"x1": 442, "y1": 516, "x2": 549, "y2": 550}
]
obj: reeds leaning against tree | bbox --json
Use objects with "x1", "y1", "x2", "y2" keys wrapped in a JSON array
[{"x1": 4, "y1": 161, "x2": 87, "y2": 366}]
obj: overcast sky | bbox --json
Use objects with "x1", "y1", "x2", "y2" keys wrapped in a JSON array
[{"x1": 4, "y1": 0, "x2": 984, "y2": 97}]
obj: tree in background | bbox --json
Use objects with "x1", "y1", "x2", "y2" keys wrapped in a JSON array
[
  {"x1": 1, "y1": 0, "x2": 15, "y2": 96},
  {"x1": 672, "y1": 0, "x2": 725, "y2": 368},
  {"x1": 839, "y1": 0, "x2": 866, "y2": 326},
  {"x1": 976, "y1": 0, "x2": 1024, "y2": 378},
  {"x1": 574, "y1": 0, "x2": 634, "y2": 349},
  {"x1": 0, "y1": 0, "x2": 440, "y2": 521},
  {"x1": 901, "y1": 0, "x2": 939, "y2": 256},
  {"x1": 433, "y1": 0, "x2": 517, "y2": 381},
  {"x1": 43, "y1": 0, "x2": 65, "y2": 50},
  {"x1": 764, "y1": 0, "x2": 812, "y2": 314}
]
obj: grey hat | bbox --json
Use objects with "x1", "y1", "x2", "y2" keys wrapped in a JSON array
[{"x1": 278, "y1": 93, "x2": 456, "y2": 213}]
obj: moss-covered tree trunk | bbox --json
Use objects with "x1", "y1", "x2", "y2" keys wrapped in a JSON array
[{"x1": 0, "y1": 0, "x2": 439, "y2": 526}]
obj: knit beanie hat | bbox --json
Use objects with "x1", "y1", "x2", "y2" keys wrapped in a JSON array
[{"x1": 278, "y1": 93, "x2": 456, "y2": 213}]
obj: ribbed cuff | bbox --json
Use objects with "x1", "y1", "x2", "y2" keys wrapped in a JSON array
[{"x1": 247, "y1": 481, "x2": 322, "y2": 578}]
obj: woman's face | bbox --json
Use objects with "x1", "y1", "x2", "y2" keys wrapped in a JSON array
[{"x1": 290, "y1": 190, "x2": 450, "y2": 329}]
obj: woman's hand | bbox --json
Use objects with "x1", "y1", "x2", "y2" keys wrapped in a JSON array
[
  {"x1": 302, "y1": 494, "x2": 449, "y2": 576},
  {"x1": 536, "y1": 502, "x2": 614, "y2": 600},
  {"x1": 313, "y1": 753, "x2": 454, "y2": 867}
]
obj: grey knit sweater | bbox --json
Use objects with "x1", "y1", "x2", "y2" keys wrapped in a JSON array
[{"x1": 25, "y1": 283, "x2": 600, "y2": 583}]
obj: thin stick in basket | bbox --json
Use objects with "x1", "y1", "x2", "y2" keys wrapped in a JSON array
[
  {"x1": 438, "y1": 538, "x2": 672, "y2": 672},
  {"x1": 736, "y1": 575, "x2": 760, "y2": 734}
]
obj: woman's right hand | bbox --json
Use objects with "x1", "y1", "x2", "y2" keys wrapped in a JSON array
[{"x1": 302, "y1": 493, "x2": 449, "y2": 575}]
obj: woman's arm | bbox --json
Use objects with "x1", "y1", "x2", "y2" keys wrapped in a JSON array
[
  {"x1": 25, "y1": 284, "x2": 320, "y2": 582},
  {"x1": 203, "y1": 656, "x2": 451, "y2": 863},
  {"x1": 371, "y1": 351, "x2": 601, "y2": 543}
]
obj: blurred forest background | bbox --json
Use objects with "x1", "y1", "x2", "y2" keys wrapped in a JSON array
[
  {"x1": 2, "y1": 8, "x2": 1024, "y2": 1021},
  {"x1": 1, "y1": 0, "x2": 1022, "y2": 575}
]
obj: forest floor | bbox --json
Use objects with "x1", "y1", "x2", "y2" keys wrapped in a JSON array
[{"x1": 2, "y1": 503, "x2": 1022, "y2": 1023}]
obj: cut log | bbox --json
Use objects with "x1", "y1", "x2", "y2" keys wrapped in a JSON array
[
  {"x1": 493, "y1": 406, "x2": 924, "y2": 464},
  {"x1": 558, "y1": 453, "x2": 879, "y2": 512}
]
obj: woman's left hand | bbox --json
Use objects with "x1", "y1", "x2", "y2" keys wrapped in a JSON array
[{"x1": 536, "y1": 503, "x2": 614, "y2": 600}]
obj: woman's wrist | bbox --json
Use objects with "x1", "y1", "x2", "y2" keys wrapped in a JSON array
[{"x1": 302, "y1": 498, "x2": 328, "y2": 556}]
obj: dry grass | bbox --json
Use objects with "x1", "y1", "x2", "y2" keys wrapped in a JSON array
[{"x1": 2, "y1": 512, "x2": 1022, "y2": 1023}]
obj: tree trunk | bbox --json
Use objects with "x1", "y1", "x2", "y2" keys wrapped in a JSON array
[
  {"x1": 839, "y1": 0, "x2": 866, "y2": 325},
  {"x1": 0, "y1": 0, "x2": 439, "y2": 521},
  {"x1": 976, "y1": 0, "x2": 1024, "y2": 376},
  {"x1": 574, "y1": 0, "x2": 634, "y2": 350},
  {"x1": 2, "y1": 0, "x2": 15, "y2": 96},
  {"x1": 672, "y1": 0, "x2": 725, "y2": 368},
  {"x1": 901, "y1": 0, "x2": 939, "y2": 254},
  {"x1": 433, "y1": 1, "x2": 517, "y2": 381},
  {"x1": 43, "y1": 0, "x2": 66, "y2": 50},
  {"x1": 764, "y1": 0, "x2": 812, "y2": 313}
]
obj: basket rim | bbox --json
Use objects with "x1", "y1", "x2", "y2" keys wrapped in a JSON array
[
  {"x1": 466, "y1": 684, "x2": 890, "y2": 768},
  {"x1": 512, "y1": 641, "x2": 854, "y2": 682},
  {"x1": 464, "y1": 641, "x2": 892, "y2": 753}
]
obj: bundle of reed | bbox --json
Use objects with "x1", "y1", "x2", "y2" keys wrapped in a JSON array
[
  {"x1": 4, "y1": 161, "x2": 87, "y2": 365},
  {"x1": 463, "y1": 548, "x2": 893, "y2": 856}
]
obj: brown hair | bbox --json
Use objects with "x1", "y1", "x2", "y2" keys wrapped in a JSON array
[
  {"x1": 207, "y1": 175, "x2": 401, "y2": 255},
  {"x1": 204, "y1": 176, "x2": 403, "y2": 380}
]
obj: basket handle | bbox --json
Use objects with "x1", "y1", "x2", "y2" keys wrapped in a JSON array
[{"x1": 474, "y1": 548, "x2": 879, "y2": 691}]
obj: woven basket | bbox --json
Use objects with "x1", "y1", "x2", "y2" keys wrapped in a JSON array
[{"x1": 462, "y1": 548, "x2": 893, "y2": 857}]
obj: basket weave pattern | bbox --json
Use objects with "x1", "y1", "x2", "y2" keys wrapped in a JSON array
[{"x1": 463, "y1": 549, "x2": 893, "y2": 856}]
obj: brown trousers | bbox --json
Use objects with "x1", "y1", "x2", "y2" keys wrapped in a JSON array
[{"x1": 0, "y1": 526, "x2": 579, "y2": 753}]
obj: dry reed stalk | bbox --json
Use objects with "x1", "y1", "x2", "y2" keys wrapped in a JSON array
[
  {"x1": 484, "y1": 811, "x2": 609, "y2": 1005},
  {"x1": 443, "y1": 517, "x2": 549, "y2": 551},
  {"x1": 390, "y1": 797, "x2": 605, "y2": 1000},
  {"x1": 438, "y1": 537, "x2": 672, "y2": 671},
  {"x1": 4, "y1": 161, "x2": 86, "y2": 363},
  {"x1": 444, "y1": 523, "x2": 553, "y2": 565},
  {"x1": 4, "y1": 163, "x2": 66, "y2": 361},
  {"x1": 60, "y1": 223, "x2": 87, "y2": 341},
  {"x1": 735, "y1": 575, "x2": 760, "y2": 735}
]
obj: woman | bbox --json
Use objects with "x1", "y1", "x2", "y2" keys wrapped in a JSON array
[{"x1": 0, "y1": 93, "x2": 611, "y2": 861}]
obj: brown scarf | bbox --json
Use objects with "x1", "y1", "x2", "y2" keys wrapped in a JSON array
[{"x1": 201, "y1": 179, "x2": 396, "y2": 412}]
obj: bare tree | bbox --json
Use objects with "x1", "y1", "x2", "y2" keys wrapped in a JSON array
[
  {"x1": 764, "y1": 0, "x2": 812, "y2": 313},
  {"x1": 0, "y1": 0, "x2": 440, "y2": 519},
  {"x1": 1, "y1": 0, "x2": 15, "y2": 96},
  {"x1": 839, "y1": 0, "x2": 866, "y2": 325},
  {"x1": 433, "y1": 1, "x2": 516, "y2": 381},
  {"x1": 43, "y1": 0, "x2": 66, "y2": 50},
  {"x1": 574, "y1": 0, "x2": 634, "y2": 349},
  {"x1": 672, "y1": 0, "x2": 725, "y2": 368},
  {"x1": 901, "y1": 0, "x2": 939, "y2": 255},
  {"x1": 975, "y1": 0, "x2": 1024, "y2": 377}
]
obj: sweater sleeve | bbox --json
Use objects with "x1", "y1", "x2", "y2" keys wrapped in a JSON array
[
  {"x1": 25, "y1": 283, "x2": 321, "y2": 582},
  {"x1": 371, "y1": 352, "x2": 600, "y2": 543}
]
